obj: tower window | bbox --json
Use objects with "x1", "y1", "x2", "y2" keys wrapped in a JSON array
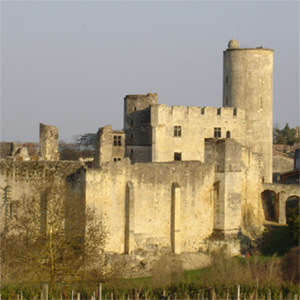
[
  {"x1": 130, "y1": 149, "x2": 133, "y2": 155},
  {"x1": 174, "y1": 126, "x2": 182, "y2": 137},
  {"x1": 113, "y1": 135, "x2": 121, "y2": 146},
  {"x1": 134, "y1": 107, "x2": 137, "y2": 111},
  {"x1": 214, "y1": 128, "x2": 221, "y2": 138},
  {"x1": 174, "y1": 152, "x2": 182, "y2": 161},
  {"x1": 225, "y1": 97, "x2": 229, "y2": 105},
  {"x1": 130, "y1": 120, "x2": 134, "y2": 125},
  {"x1": 130, "y1": 134, "x2": 133, "y2": 139}
]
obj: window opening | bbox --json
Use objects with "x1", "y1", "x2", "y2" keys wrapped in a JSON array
[
  {"x1": 130, "y1": 134, "x2": 133, "y2": 139},
  {"x1": 130, "y1": 120, "x2": 134, "y2": 125},
  {"x1": 225, "y1": 97, "x2": 229, "y2": 105},
  {"x1": 113, "y1": 135, "x2": 122, "y2": 146},
  {"x1": 174, "y1": 126, "x2": 182, "y2": 137},
  {"x1": 130, "y1": 149, "x2": 133, "y2": 155},
  {"x1": 214, "y1": 128, "x2": 221, "y2": 138},
  {"x1": 134, "y1": 107, "x2": 137, "y2": 111},
  {"x1": 226, "y1": 131, "x2": 231, "y2": 138},
  {"x1": 174, "y1": 152, "x2": 182, "y2": 161}
]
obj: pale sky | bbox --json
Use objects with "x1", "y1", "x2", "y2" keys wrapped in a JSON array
[{"x1": 1, "y1": 1, "x2": 299, "y2": 143}]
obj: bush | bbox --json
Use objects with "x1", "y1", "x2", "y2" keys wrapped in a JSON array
[
  {"x1": 281, "y1": 246, "x2": 300, "y2": 284},
  {"x1": 287, "y1": 204, "x2": 299, "y2": 245}
]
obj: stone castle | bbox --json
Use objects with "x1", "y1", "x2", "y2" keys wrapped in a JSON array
[{"x1": 1, "y1": 39, "x2": 299, "y2": 257}]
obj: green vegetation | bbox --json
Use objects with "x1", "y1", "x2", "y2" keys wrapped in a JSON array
[
  {"x1": 260, "y1": 225, "x2": 295, "y2": 256},
  {"x1": 287, "y1": 203, "x2": 300, "y2": 245},
  {"x1": 273, "y1": 123, "x2": 299, "y2": 145},
  {"x1": 2, "y1": 218, "x2": 299, "y2": 299}
]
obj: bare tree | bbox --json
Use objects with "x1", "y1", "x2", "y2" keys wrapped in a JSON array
[{"x1": 1, "y1": 179, "x2": 109, "y2": 293}]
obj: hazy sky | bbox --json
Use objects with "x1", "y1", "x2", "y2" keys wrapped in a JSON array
[{"x1": 1, "y1": 1, "x2": 299, "y2": 143}]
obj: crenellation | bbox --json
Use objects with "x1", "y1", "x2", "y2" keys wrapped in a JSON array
[
  {"x1": 171, "y1": 106, "x2": 188, "y2": 114},
  {"x1": 187, "y1": 106, "x2": 202, "y2": 115}
]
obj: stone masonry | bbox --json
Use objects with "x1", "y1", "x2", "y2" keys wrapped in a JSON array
[{"x1": 1, "y1": 40, "x2": 299, "y2": 259}]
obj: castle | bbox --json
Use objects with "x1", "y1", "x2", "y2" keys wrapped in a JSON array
[{"x1": 1, "y1": 39, "x2": 299, "y2": 257}]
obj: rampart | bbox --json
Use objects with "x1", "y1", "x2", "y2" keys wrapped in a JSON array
[{"x1": 85, "y1": 159, "x2": 216, "y2": 254}]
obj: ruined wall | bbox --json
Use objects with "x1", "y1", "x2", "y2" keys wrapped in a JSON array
[
  {"x1": 39, "y1": 123, "x2": 59, "y2": 161},
  {"x1": 85, "y1": 159, "x2": 215, "y2": 254},
  {"x1": 0, "y1": 160, "x2": 83, "y2": 232},
  {"x1": 124, "y1": 93, "x2": 158, "y2": 162},
  {"x1": 94, "y1": 127, "x2": 126, "y2": 166},
  {"x1": 112, "y1": 130, "x2": 125, "y2": 161},
  {"x1": 151, "y1": 105, "x2": 246, "y2": 163}
]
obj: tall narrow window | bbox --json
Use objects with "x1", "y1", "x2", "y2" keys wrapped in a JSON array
[
  {"x1": 174, "y1": 126, "x2": 182, "y2": 137},
  {"x1": 214, "y1": 128, "x2": 221, "y2": 138},
  {"x1": 113, "y1": 135, "x2": 121, "y2": 146}
]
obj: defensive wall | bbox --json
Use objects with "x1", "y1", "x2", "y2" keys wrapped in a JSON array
[
  {"x1": 223, "y1": 42, "x2": 274, "y2": 183},
  {"x1": 85, "y1": 159, "x2": 216, "y2": 254},
  {"x1": 0, "y1": 160, "x2": 83, "y2": 232}
]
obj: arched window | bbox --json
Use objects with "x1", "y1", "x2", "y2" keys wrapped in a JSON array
[{"x1": 226, "y1": 131, "x2": 231, "y2": 138}]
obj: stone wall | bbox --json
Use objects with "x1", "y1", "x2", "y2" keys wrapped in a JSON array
[
  {"x1": 223, "y1": 42, "x2": 274, "y2": 183},
  {"x1": 85, "y1": 159, "x2": 215, "y2": 254},
  {"x1": 0, "y1": 160, "x2": 83, "y2": 232},
  {"x1": 124, "y1": 93, "x2": 158, "y2": 162},
  {"x1": 151, "y1": 104, "x2": 246, "y2": 163},
  {"x1": 39, "y1": 123, "x2": 60, "y2": 161}
]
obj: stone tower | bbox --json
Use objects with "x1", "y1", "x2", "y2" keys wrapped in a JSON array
[{"x1": 223, "y1": 39, "x2": 274, "y2": 183}]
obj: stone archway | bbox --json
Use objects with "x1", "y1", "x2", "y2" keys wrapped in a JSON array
[
  {"x1": 285, "y1": 195, "x2": 299, "y2": 222},
  {"x1": 261, "y1": 190, "x2": 279, "y2": 222}
]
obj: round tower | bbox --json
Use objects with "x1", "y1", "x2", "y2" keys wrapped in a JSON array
[{"x1": 223, "y1": 39, "x2": 274, "y2": 183}]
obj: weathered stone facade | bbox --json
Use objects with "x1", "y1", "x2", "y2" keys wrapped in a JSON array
[{"x1": 1, "y1": 40, "x2": 299, "y2": 258}]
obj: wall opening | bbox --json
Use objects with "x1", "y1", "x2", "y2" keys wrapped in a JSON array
[
  {"x1": 286, "y1": 196, "x2": 299, "y2": 222},
  {"x1": 261, "y1": 190, "x2": 279, "y2": 222},
  {"x1": 226, "y1": 131, "x2": 231, "y2": 138},
  {"x1": 174, "y1": 125, "x2": 182, "y2": 137},
  {"x1": 113, "y1": 135, "x2": 121, "y2": 146},
  {"x1": 174, "y1": 152, "x2": 182, "y2": 161},
  {"x1": 214, "y1": 127, "x2": 221, "y2": 138}
]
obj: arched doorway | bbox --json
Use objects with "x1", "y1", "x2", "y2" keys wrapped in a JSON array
[
  {"x1": 261, "y1": 190, "x2": 279, "y2": 222},
  {"x1": 285, "y1": 195, "x2": 299, "y2": 222}
]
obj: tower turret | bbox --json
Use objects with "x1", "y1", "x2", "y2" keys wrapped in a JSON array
[{"x1": 223, "y1": 39, "x2": 274, "y2": 183}]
